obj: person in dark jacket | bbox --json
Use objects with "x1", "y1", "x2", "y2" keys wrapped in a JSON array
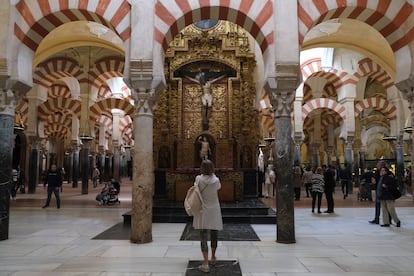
[
  {"x1": 379, "y1": 166, "x2": 401, "y2": 227},
  {"x1": 323, "y1": 164, "x2": 335, "y2": 213},
  {"x1": 340, "y1": 163, "x2": 352, "y2": 199},
  {"x1": 369, "y1": 160, "x2": 385, "y2": 224},
  {"x1": 42, "y1": 164, "x2": 62, "y2": 209}
]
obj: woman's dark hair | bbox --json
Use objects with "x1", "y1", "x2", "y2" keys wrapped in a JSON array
[{"x1": 200, "y1": 159, "x2": 215, "y2": 175}]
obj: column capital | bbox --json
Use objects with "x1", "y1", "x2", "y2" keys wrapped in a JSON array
[
  {"x1": 0, "y1": 78, "x2": 31, "y2": 116},
  {"x1": 264, "y1": 64, "x2": 301, "y2": 117},
  {"x1": 28, "y1": 136, "x2": 40, "y2": 148}
]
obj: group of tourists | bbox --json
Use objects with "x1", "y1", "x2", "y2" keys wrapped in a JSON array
[{"x1": 297, "y1": 164, "x2": 336, "y2": 213}]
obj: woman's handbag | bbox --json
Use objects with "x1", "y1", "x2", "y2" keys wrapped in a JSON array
[{"x1": 184, "y1": 180, "x2": 207, "y2": 216}]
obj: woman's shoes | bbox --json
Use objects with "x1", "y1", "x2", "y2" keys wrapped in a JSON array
[
  {"x1": 380, "y1": 224, "x2": 390, "y2": 227},
  {"x1": 210, "y1": 257, "x2": 217, "y2": 265},
  {"x1": 198, "y1": 264, "x2": 210, "y2": 273},
  {"x1": 396, "y1": 221, "x2": 401, "y2": 227}
]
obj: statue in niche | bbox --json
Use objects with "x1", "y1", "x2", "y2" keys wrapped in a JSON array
[
  {"x1": 198, "y1": 135, "x2": 211, "y2": 160},
  {"x1": 185, "y1": 70, "x2": 226, "y2": 130}
]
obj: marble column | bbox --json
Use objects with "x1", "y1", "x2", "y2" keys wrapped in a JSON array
[
  {"x1": 28, "y1": 136, "x2": 40, "y2": 194},
  {"x1": 345, "y1": 139, "x2": 353, "y2": 167},
  {"x1": 80, "y1": 137, "x2": 93, "y2": 194},
  {"x1": 72, "y1": 142, "x2": 80, "y2": 188},
  {"x1": 326, "y1": 146, "x2": 334, "y2": 166},
  {"x1": 112, "y1": 141, "x2": 120, "y2": 182},
  {"x1": 345, "y1": 138, "x2": 354, "y2": 193},
  {"x1": 359, "y1": 147, "x2": 366, "y2": 171},
  {"x1": 396, "y1": 78, "x2": 414, "y2": 192},
  {"x1": 265, "y1": 65, "x2": 300, "y2": 244},
  {"x1": 105, "y1": 153, "x2": 113, "y2": 181},
  {"x1": 98, "y1": 146, "x2": 105, "y2": 183},
  {"x1": 130, "y1": 90, "x2": 155, "y2": 244},
  {"x1": 311, "y1": 143, "x2": 320, "y2": 167},
  {"x1": 293, "y1": 139, "x2": 301, "y2": 166},
  {"x1": 395, "y1": 138, "x2": 405, "y2": 192},
  {"x1": 0, "y1": 114, "x2": 13, "y2": 240}
]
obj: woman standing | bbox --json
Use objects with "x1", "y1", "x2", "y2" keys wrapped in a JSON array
[
  {"x1": 379, "y1": 167, "x2": 401, "y2": 227},
  {"x1": 302, "y1": 165, "x2": 313, "y2": 198},
  {"x1": 311, "y1": 167, "x2": 325, "y2": 214},
  {"x1": 193, "y1": 160, "x2": 223, "y2": 273}
]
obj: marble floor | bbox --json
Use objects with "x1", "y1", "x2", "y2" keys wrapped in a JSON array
[{"x1": 2, "y1": 180, "x2": 414, "y2": 275}]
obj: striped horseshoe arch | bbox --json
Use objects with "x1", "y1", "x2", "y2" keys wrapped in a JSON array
[
  {"x1": 14, "y1": 0, "x2": 131, "y2": 51},
  {"x1": 33, "y1": 57, "x2": 84, "y2": 88},
  {"x1": 297, "y1": 0, "x2": 414, "y2": 52},
  {"x1": 354, "y1": 97, "x2": 397, "y2": 121},
  {"x1": 38, "y1": 97, "x2": 81, "y2": 121},
  {"x1": 154, "y1": 0, "x2": 274, "y2": 53},
  {"x1": 355, "y1": 58, "x2": 394, "y2": 89},
  {"x1": 302, "y1": 98, "x2": 346, "y2": 122},
  {"x1": 89, "y1": 98, "x2": 134, "y2": 121}
]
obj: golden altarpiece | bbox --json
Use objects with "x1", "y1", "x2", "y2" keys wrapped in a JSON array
[{"x1": 153, "y1": 21, "x2": 260, "y2": 202}]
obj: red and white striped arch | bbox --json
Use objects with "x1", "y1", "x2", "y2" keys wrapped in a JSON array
[
  {"x1": 154, "y1": 0, "x2": 274, "y2": 53},
  {"x1": 298, "y1": 0, "x2": 414, "y2": 52},
  {"x1": 44, "y1": 124, "x2": 69, "y2": 140},
  {"x1": 97, "y1": 86, "x2": 112, "y2": 99},
  {"x1": 301, "y1": 58, "x2": 322, "y2": 80},
  {"x1": 48, "y1": 84, "x2": 72, "y2": 98},
  {"x1": 354, "y1": 97, "x2": 397, "y2": 120},
  {"x1": 89, "y1": 56, "x2": 125, "y2": 89},
  {"x1": 45, "y1": 112, "x2": 73, "y2": 128},
  {"x1": 302, "y1": 98, "x2": 346, "y2": 121},
  {"x1": 89, "y1": 98, "x2": 134, "y2": 120},
  {"x1": 303, "y1": 79, "x2": 338, "y2": 103},
  {"x1": 33, "y1": 57, "x2": 84, "y2": 88},
  {"x1": 354, "y1": 58, "x2": 394, "y2": 89},
  {"x1": 38, "y1": 97, "x2": 81, "y2": 121},
  {"x1": 14, "y1": 0, "x2": 131, "y2": 51}
]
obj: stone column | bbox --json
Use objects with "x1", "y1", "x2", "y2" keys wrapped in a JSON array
[
  {"x1": 71, "y1": 142, "x2": 80, "y2": 188},
  {"x1": 265, "y1": 65, "x2": 300, "y2": 244},
  {"x1": 396, "y1": 78, "x2": 414, "y2": 191},
  {"x1": 311, "y1": 143, "x2": 320, "y2": 167},
  {"x1": 130, "y1": 89, "x2": 156, "y2": 243},
  {"x1": 98, "y1": 145, "x2": 105, "y2": 183},
  {"x1": 112, "y1": 141, "x2": 120, "y2": 182},
  {"x1": 395, "y1": 138, "x2": 405, "y2": 192},
  {"x1": 0, "y1": 79, "x2": 30, "y2": 240},
  {"x1": 345, "y1": 138, "x2": 354, "y2": 193},
  {"x1": 105, "y1": 152, "x2": 113, "y2": 181},
  {"x1": 125, "y1": 56, "x2": 165, "y2": 244},
  {"x1": 80, "y1": 137, "x2": 93, "y2": 194},
  {"x1": 112, "y1": 110, "x2": 121, "y2": 181},
  {"x1": 326, "y1": 146, "x2": 334, "y2": 166},
  {"x1": 293, "y1": 138, "x2": 302, "y2": 166},
  {"x1": 359, "y1": 146, "x2": 366, "y2": 171},
  {"x1": 27, "y1": 136, "x2": 40, "y2": 194}
]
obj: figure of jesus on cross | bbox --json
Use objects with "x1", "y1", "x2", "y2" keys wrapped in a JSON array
[{"x1": 185, "y1": 70, "x2": 225, "y2": 130}]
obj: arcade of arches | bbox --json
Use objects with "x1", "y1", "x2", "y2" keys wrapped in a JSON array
[{"x1": 1, "y1": 1, "x2": 414, "y2": 245}]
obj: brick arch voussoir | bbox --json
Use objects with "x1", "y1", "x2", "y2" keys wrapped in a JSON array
[
  {"x1": 354, "y1": 97, "x2": 397, "y2": 120},
  {"x1": 155, "y1": 0, "x2": 273, "y2": 54},
  {"x1": 302, "y1": 98, "x2": 346, "y2": 122}
]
